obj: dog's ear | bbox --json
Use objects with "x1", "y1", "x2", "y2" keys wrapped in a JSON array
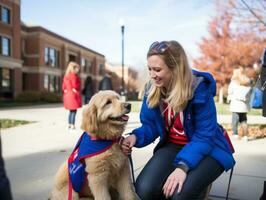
[{"x1": 81, "y1": 104, "x2": 98, "y2": 133}]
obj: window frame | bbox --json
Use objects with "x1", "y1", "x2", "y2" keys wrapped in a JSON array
[
  {"x1": 44, "y1": 46, "x2": 60, "y2": 68},
  {"x1": 99, "y1": 64, "x2": 105, "y2": 75},
  {"x1": 43, "y1": 74, "x2": 61, "y2": 93},
  {"x1": 81, "y1": 57, "x2": 92, "y2": 73},
  {"x1": 0, "y1": 68, "x2": 12, "y2": 93},
  {"x1": 0, "y1": 35, "x2": 11, "y2": 57},
  {"x1": 0, "y1": 5, "x2": 11, "y2": 24}
]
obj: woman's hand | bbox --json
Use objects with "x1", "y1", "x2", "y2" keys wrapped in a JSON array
[
  {"x1": 120, "y1": 135, "x2": 136, "y2": 155},
  {"x1": 163, "y1": 168, "x2": 187, "y2": 198}
]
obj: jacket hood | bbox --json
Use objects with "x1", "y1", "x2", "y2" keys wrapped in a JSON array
[{"x1": 192, "y1": 69, "x2": 217, "y2": 97}]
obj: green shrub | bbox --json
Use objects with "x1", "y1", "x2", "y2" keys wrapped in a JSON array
[
  {"x1": 40, "y1": 91, "x2": 61, "y2": 103},
  {"x1": 0, "y1": 119, "x2": 32, "y2": 129},
  {"x1": 15, "y1": 91, "x2": 61, "y2": 103},
  {"x1": 15, "y1": 91, "x2": 42, "y2": 103}
]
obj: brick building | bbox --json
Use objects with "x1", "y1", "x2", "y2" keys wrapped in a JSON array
[
  {"x1": 21, "y1": 25, "x2": 105, "y2": 94},
  {"x1": 106, "y1": 62, "x2": 140, "y2": 99},
  {"x1": 0, "y1": 0, "x2": 105, "y2": 99},
  {"x1": 0, "y1": 0, "x2": 22, "y2": 98}
]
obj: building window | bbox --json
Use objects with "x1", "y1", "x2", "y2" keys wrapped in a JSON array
[
  {"x1": 81, "y1": 57, "x2": 92, "y2": 73},
  {"x1": 0, "y1": 36, "x2": 11, "y2": 56},
  {"x1": 0, "y1": 6, "x2": 10, "y2": 24},
  {"x1": 68, "y1": 54, "x2": 76, "y2": 62},
  {"x1": 43, "y1": 74, "x2": 60, "y2": 92},
  {"x1": 99, "y1": 64, "x2": 105, "y2": 75},
  {"x1": 81, "y1": 58, "x2": 85, "y2": 69},
  {"x1": 0, "y1": 68, "x2": 11, "y2": 92},
  {"x1": 44, "y1": 74, "x2": 49, "y2": 90},
  {"x1": 44, "y1": 47, "x2": 60, "y2": 67},
  {"x1": 50, "y1": 75, "x2": 60, "y2": 92}
]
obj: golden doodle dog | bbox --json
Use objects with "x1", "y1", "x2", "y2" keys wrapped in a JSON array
[{"x1": 51, "y1": 90, "x2": 138, "y2": 200}]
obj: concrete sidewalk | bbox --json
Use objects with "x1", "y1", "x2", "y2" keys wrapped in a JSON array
[{"x1": 0, "y1": 104, "x2": 266, "y2": 200}]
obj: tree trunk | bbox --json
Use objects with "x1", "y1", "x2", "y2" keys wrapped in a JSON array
[{"x1": 219, "y1": 87, "x2": 224, "y2": 104}]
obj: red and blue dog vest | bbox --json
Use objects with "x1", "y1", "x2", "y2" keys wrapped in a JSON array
[{"x1": 68, "y1": 132, "x2": 115, "y2": 199}]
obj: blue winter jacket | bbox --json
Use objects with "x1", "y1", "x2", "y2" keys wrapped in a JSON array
[{"x1": 132, "y1": 70, "x2": 235, "y2": 171}]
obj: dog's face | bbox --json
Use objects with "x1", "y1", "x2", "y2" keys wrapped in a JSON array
[{"x1": 81, "y1": 90, "x2": 131, "y2": 139}]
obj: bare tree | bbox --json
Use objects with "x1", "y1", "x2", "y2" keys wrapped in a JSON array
[{"x1": 229, "y1": 0, "x2": 266, "y2": 32}]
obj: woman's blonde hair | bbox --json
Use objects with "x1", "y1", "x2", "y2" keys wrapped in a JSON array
[
  {"x1": 65, "y1": 61, "x2": 80, "y2": 75},
  {"x1": 147, "y1": 41, "x2": 194, "y2": 113},
  {"x1": 231, "y1": 66, "x2": 250, "y2": 86}
]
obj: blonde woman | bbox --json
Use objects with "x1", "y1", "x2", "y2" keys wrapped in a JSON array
[
  {"x1": 228, "y1": 66, "x2": 252, "y2": 141},
  {"x1": 122, "y1": 41, "x2": 235, "y2": 200},
  {"x1": 62, "y1": 61, "x2": 82, "y2": 130}
]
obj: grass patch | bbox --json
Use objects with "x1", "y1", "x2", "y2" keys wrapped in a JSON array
[
  {"x1": 129, "y1": 101, "x2": 262, "y2": 116},
  {"x1": 216, "y1": 103, "x2": 262, "y2": 115},
  {"x1": 128, "y1": 101, "x2": 142, "y2": 113},
  {"x1": 0, "y1": 119, "x2": 32, "y2": 129}
]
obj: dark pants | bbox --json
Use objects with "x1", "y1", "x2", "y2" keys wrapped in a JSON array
[
  {"x1": 0, "y1": 134, "x2": 12, "y2": 200},
  {"x1": 135, "y1": 143, "x2": 224, "y2": 200},
  {"x1": 68, "y1": 110, "x2": 77, "y2": 125},
  {"x1": 260, "y1": 181, "x2": 266, "y2": 200},
  {"x1": 84, "y1": 97, "x2": 90, "y2": 105},
  {"x1": 231, "y1": 112, "x2": 247, "y2": 135}
]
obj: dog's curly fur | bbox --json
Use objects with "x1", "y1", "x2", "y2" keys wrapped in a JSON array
[{"x1": 51, "y1": 90, "x2": 138, "y2": 200}]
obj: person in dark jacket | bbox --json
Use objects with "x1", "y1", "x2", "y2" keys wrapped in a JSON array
[
  {"x1": 99, "y1": 73, "x2": 113, "y2": 91},
  {"x1": 82, "y1": 75, "x2": 94, "y2": 104},
  {"x1": 260, "y1": 48, "x2": 266, "y2": 117},
  {"x1": 121, "y1": 41, "x2": 235, "y2": 200},
  {"x1": 259, "y1": 48, "x2": 266, "y2": 200},
  {"x1": 0, "y1": 127, "x2": 12, "y2": 200}
]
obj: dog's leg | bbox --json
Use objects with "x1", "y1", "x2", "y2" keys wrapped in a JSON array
[
  {"x1": 116, "y1": 163, "x2": 139, "y2": 200},
  {"x1": 51, "y1": 186, "x2": 80, "y2": 200},
  {"x1": 51, "y1": 162, "x2": 80, "y2": 200},
  {"x1": 88, "y1": 173, "x2": 111, "y2": 200}
]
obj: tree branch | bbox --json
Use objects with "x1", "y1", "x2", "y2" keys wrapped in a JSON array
[{"x1": 239, "y1": 0, "x2": 266, "y2": 26}]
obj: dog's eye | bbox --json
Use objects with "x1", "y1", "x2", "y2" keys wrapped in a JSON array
[{"x1": 105, "y1": 100, "x2": 112, "y2": 106}]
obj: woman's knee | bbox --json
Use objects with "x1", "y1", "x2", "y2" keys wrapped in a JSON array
[
  {"x1": 171, "y1": 185, "x2": 207, "y2": 200},
  {"x1": 135, "y1": 176, "x2": 165, "y2": 200},
  {"x1": 135, "y1": 178, "x2": 154, "y2": 200}
]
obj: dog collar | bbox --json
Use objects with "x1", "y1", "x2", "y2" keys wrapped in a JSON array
[{"x1": 87, "y1": 132, "x2": 123, "y2": 143}]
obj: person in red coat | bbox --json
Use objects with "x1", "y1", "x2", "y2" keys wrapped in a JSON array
[{"x1": 62, "y1": 61, "x2": 82, "y2": 130}]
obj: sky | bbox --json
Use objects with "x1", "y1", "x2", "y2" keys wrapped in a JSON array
[{"x1": 21, "y1": 0, "x2": 215, "y2": 71}]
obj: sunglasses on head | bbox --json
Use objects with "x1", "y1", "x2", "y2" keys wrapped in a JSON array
[{"x1": 149, "y1": 41, "x2": 169, "y2": 53}]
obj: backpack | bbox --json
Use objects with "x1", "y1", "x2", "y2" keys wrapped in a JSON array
[
  {"x1": 251, "y1": 77, "x2": 266, "y2": 109},
  {"x1": 219, "y1": 124, "x2": 235, "y2": 153}
]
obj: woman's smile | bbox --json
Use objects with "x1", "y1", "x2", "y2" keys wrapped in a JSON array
[{"x1": 147, "y1": 55, "x2": 172, "y2": 88}]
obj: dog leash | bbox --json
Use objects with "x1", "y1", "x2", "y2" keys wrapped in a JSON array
[
  {"x1": 128, "y1": 154, "x2": 136, "y2": 185},
  {"x1": 225, "y1": 167, "x2": 234, "y2": 200},
  {"x1": 119, "y1": 136, "x2": 136, "y2": 185}
]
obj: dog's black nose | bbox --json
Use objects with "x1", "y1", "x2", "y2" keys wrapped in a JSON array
[{"x1": 124, "y1": 103, "x2": 131, "y2": 111}]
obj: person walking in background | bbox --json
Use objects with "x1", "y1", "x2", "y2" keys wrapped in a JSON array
[
  {"x1": 99, "y1": 72, "x2": 113, "y2": 90},
  {"x1": 227, "y1": 66, "x2": 252, "y2": 141},
  {"x1": 258, "y1": 48, "x2": 266, "y2": 200},
  {"x1": 0, "y1": 131, "x2": 12, "y2": 200},
  {"x1": 62, "y1": 61, "x2": 82, "y2": 130},
  {"x1": 260, "y1": 48, "x2": 266, "y2": 117},
  {"x1": 121, "y1": 40, "x2": 235, "y2": 200},
  {"x1": 82, "y1": 75, "x2": 94, "y2": 104}
]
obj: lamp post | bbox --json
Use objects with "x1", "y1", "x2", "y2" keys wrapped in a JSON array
[{"x1": 120, "y1": 19, "x2": 125, "y2": 98}]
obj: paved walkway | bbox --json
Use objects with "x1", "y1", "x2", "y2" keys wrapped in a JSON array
[{"x1": 0, "y1": 104, "x2": 266, "y2": 200}]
